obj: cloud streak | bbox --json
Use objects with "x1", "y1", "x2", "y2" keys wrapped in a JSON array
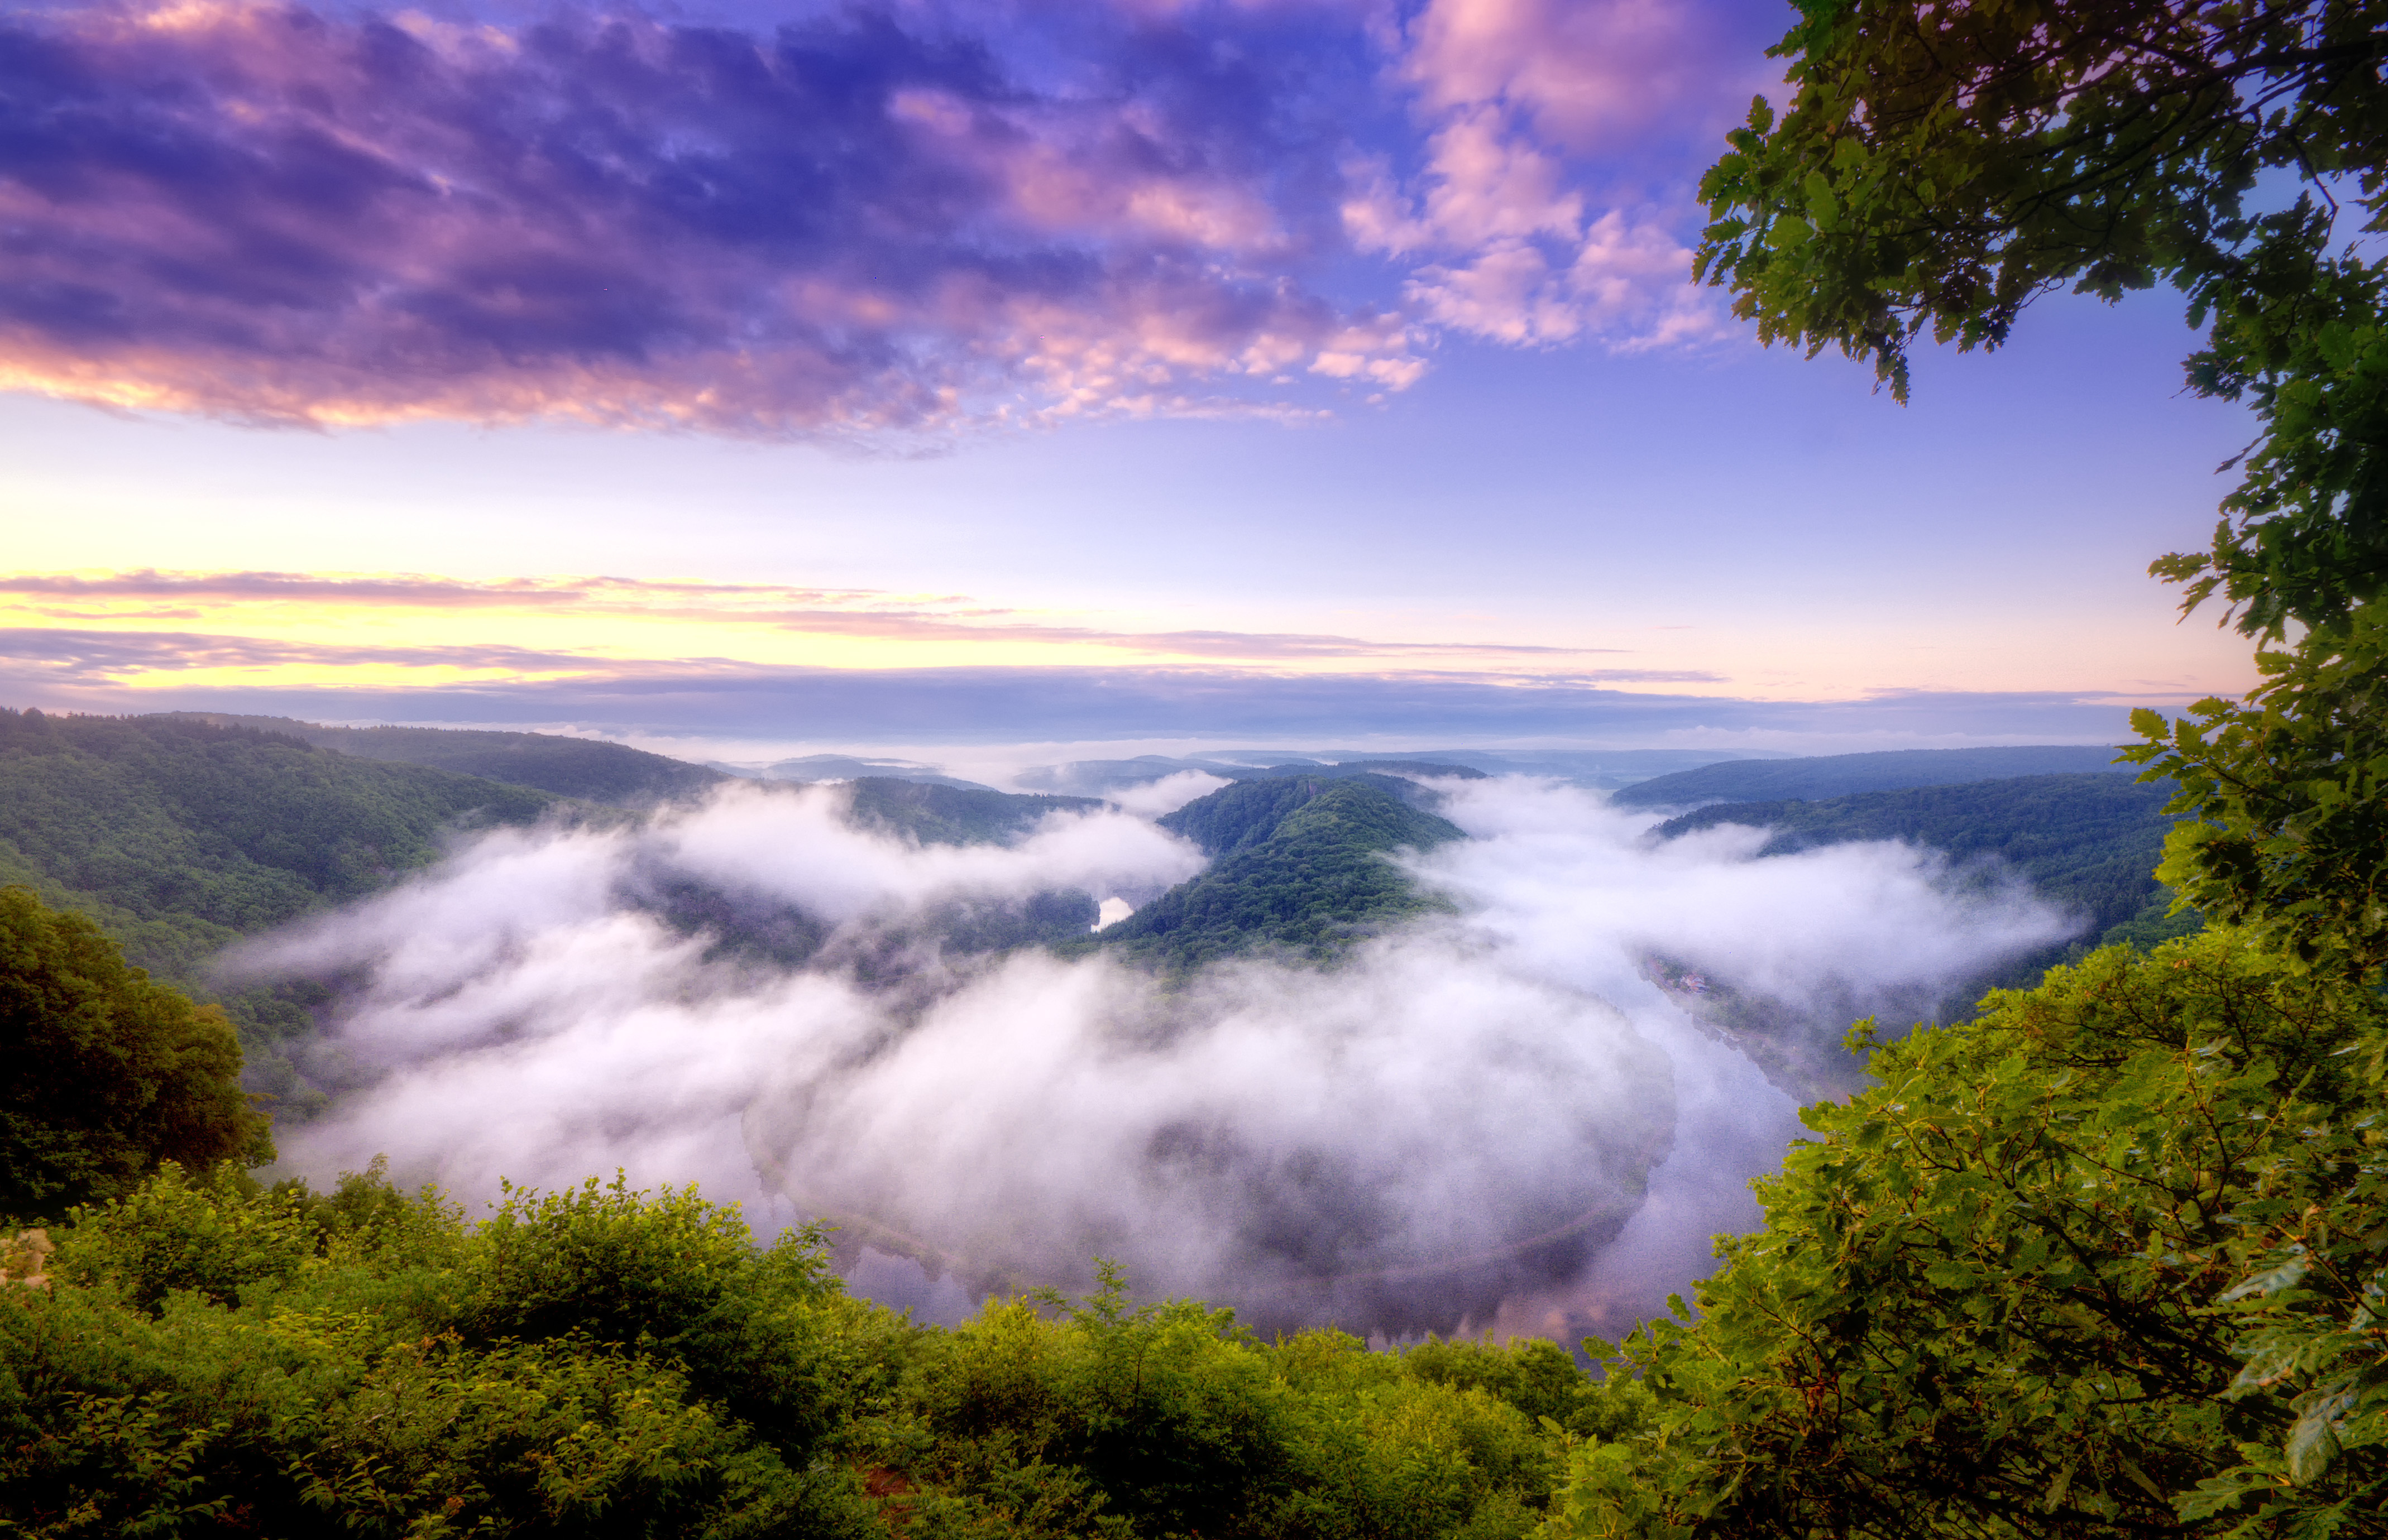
[{"x1": 0, "y1": 567, "x2": 1654, "y2": 692}]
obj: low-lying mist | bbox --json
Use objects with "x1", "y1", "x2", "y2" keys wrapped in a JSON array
[{"x1": 241, "y1": 776, "x2": 2076, "y2": 1337}]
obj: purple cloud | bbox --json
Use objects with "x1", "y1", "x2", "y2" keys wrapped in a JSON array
[
  {"x1": 0, "y1": 0, "x2": 1420, "y2": 431},
  {"x1": 0, "y1": 0, "x2": 1761, "y2": 433}
]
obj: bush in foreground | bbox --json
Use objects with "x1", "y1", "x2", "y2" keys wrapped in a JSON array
[
  {"x1": 1549, "y1": 930, "x2": 2387, "y2": 1539},
  {"x1": 0, "y1": 1166, "x2": 1613, "y2": 1538}
]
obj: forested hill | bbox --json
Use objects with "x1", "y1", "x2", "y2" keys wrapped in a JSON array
[
  {"x1": 844, "y1": 778, "x2": 1105, "y2": 846},
  {"x1": 155, "y1": 713, "x2": 725, "y2": 804},
  {"x1": 1095, "y1": 775, "x2": 1463, "y2": 968},
  {"x1": 1610, "y1": 744, "x2": 2131, "y2": 809},
  {"x1": 0, "y1": 708, "x2": 555, "y2": 1101},
  {"x1": 1655, "y1": 773, "x2": 2194, "y2": 952}
]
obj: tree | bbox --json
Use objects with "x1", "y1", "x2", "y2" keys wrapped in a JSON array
[
  {"x1": 1545, "y1": 11, "x2": 2388, "y2": 1533},
  {"x1": 0, "y1": 885, "x2": 272, "y2": 1222},
  {"x1": 1695, "y1": 0, "x2": 2388, "y2": 980},
  {"x1": 1547, "y1": 932, "x2": 2388, "y2": 1539}
]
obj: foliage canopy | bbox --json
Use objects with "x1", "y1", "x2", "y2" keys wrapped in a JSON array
[
  {"x1": 0, "y1": 886, "x2": 271, "y2": 1224},
  {"x1": 0, "y1": 1167, "x2": 1625, "y2": 1540},
  {"x1": 1696, "y1": 0, "x2": 2388, "y2": 984},
  {"x1": 1548, "y1": 931, "x2": 2388, "y2": 1540},
  {"x1": 1698, "y1": 0, "x2": 2388, "y2": 631}
]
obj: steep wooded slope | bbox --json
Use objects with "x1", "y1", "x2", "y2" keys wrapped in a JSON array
[{"x1": 1097, "y1": 775, "x2": 1463, "y2": 968}]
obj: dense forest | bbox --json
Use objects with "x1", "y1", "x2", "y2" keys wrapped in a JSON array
[
  {"x1": 1091, "y1": 775, "x2": 1465, "y2": 969},
  {"x1": 0, "y1": 709, "x2": 558, "y2": 1108},
  {"x1": 159, "y1": 714, "x2": 728, "y2": 804},
  {"x1": 1611, "y1": 744, "x2": 2132, "y2": 809}
]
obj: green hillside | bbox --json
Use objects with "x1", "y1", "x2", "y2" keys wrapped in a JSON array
[
  {"x1": 1095, "y1": 775, "x2": 1465, "y2": 968},
  {"x1": 156, "y1": 713, "x2": 726, "y2": 803},
  {"x1": 1654, "y1": 773, "x2": 2193, "y2": 949},
  {"x1": 0, "y1": 708, "x2": 555, "y2": 1105},
  {"x1": 1610, "y1": 744, "x2": 2131, "y2": 809}
]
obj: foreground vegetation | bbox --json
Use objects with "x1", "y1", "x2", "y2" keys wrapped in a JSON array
[
  {"x1": 1561, "y1": 928, "x2": 2387, "y2": 1538},
  {"x1": 7, "y1": 905, "x2": 2379, "y2": 1537},
  {"x1": 0, "y1": 1162, "x2": 1639, "y2": 1538}
]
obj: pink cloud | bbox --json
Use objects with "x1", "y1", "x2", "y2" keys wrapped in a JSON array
[
  {"x1": 1347, "y1": 0, "x2": 1765, "y2": 351},
  {"x1": 1403, "y1": 0, "x2": 1721, "y2": 151}
]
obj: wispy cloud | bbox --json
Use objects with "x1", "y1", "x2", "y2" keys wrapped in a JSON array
[
  {"x1": 0, "y1": 616, "x2": 1715, "y2": 686},
  {"x1": 0, "y1": 625, "x2": 619, "y2": 683},
  {"x1": 0, "y1": 566, "x2": 2225, "y2": 748},
  {"x1": 0, "y1": 568, "x2": 1626, "y2": 668},
  {"x1": 0, "y1": 0, "x2": 1761, "y2": 435}
]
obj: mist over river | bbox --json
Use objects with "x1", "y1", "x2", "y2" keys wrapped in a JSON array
[{"x1": 244, "y1": 774, "x2": 2073, "y2": 1336}]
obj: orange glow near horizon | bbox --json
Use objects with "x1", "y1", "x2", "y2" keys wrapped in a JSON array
[
  {"x1": 0, "y1": 567, "x2": 1655, "y2": 688},
  {"x1": 0, "y1": 567, "x2": 2262, "y2": 709}
]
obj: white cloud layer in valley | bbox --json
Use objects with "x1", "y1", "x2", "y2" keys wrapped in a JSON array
[{"x1": 242, "y1": 776, "x2": 2078, "y2": 1335}]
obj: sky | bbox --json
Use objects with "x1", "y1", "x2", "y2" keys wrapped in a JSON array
[{"x1": 0, "y1": 0, "x2": 2265, "y2": 760}]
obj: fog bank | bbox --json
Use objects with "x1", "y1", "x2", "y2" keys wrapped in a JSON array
[{"x1": 248, "y1": 777, "x2": 2075, "y2": 1333}]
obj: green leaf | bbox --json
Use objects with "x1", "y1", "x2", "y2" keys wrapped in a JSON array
[
  {"x1": 2285, "y1": 1388, "x2": 2356, "y2": 1484},
  {"x1": 2221, "y1": 1255, "x2": 2310, "y2": 1303}
]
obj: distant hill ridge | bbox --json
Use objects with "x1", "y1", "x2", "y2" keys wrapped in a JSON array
[
  {"x1": 843, "y1": 778, "x2": 1105, "y2": 846},
  {"x1": 1653, "y1": 773, "x2": 2189, "y2": 950},
  {"x1": 1645, "y1": 771, "x2": 2197, "y2": 1103},
  {"x1": 711, "y1": 755, "x2": 996, "y2": 791},
  {"x1": 153, "y1": 713, "x2": 725, "y2": 804},
  {"x1": 1017, "y1": 755, "x2": 1489, "y2": 796},
  {"x1": 1610, "y1": 745, "x2": 2132, "y2": 809},
  {"x1": 1229, "y1": 759, "x2": 1486, "y2": 783}
]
